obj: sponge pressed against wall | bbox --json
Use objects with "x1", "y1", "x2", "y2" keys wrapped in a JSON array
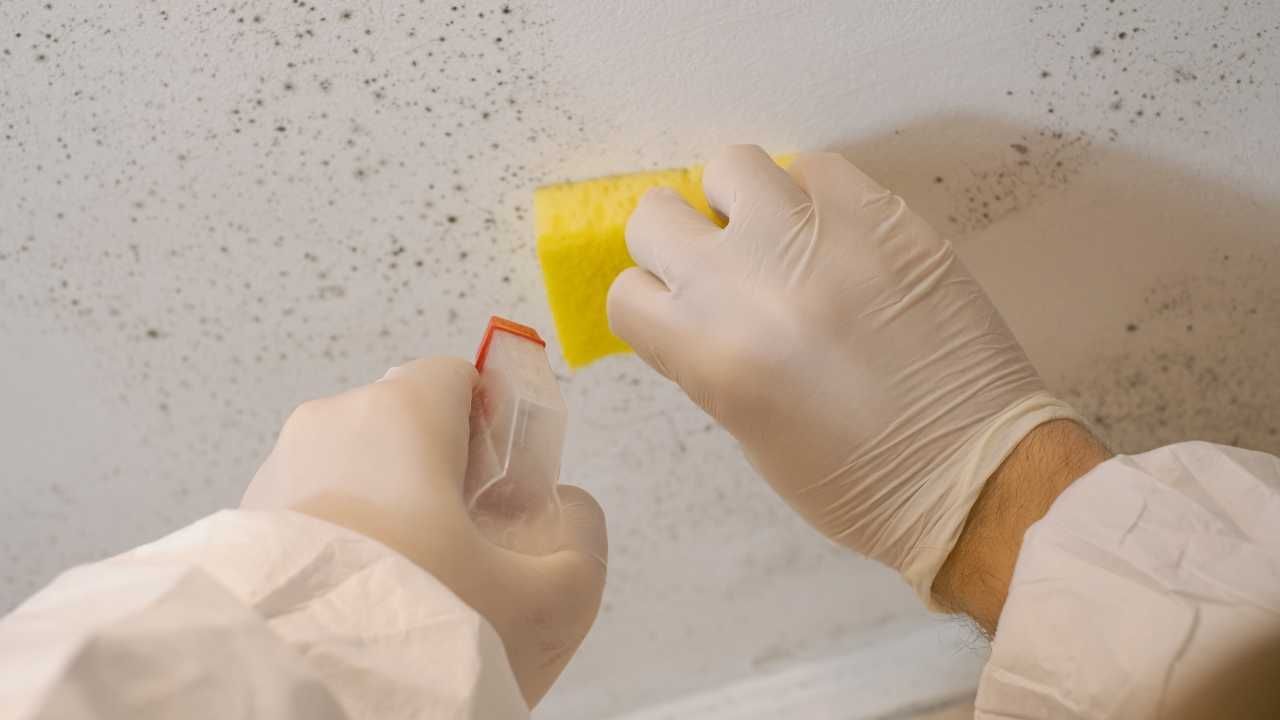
[
  {"x1": 536, "y1": 165, "x2": 712, "y2": 367},
  {"x1": 536, "y1": 157, "x2": 789, "y2": 368}
]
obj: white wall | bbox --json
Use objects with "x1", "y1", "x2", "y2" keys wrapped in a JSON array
[{"x1": 2, "y1": 1, "x2": 1277, "y2": 717}]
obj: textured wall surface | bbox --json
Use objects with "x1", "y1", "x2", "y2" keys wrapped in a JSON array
[{"x1": 2, "y1": 1, "x2": 1278, "y2": 717}]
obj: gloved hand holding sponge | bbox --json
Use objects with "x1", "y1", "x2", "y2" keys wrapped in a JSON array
[{"x1": 603, "y1": 145, "x2": 1080, "y2": 604}]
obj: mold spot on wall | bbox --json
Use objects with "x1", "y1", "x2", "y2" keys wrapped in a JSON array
[
  {"x1": 1061, "y1": 251, "x2": 1280, "y2": 455},
  {"x1": 943, "y1": 129, "x2": 1093, "y2": 234},
  {"x1": 0, "y1": 0, "x2": 593, "y2": 608},
  {"x1": 1022, "y1": 0, "x2": 1280, "y2": 144}
]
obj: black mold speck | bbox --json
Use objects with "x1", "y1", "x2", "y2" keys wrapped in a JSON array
[
  {"x1": 1125, "y1": 323, "x2": 1139, "y2": 333},
  {"x1": 146, "y1": 328, "x2": 162, "y2": 339},
  {"x1": 1010, "y1": 143, "x2": 1030, "y2": 154},
  {"x1": 1090, "y1": 46, "x2": 1103, "y2": 58}
]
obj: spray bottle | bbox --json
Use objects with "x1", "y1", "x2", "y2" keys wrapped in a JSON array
[{"x1": 463, "y1": 316, "x2": 565, "y2": 555}]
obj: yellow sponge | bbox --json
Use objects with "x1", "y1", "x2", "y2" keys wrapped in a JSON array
[
  {"x1": 534, "y1": 165, "x2": 712, "y2": 368},
  {"x1": 535, "y1": 157, "x2": 790, "y2": 369}
]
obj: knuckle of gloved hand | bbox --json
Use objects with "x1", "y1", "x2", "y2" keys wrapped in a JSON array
[
  {"x1": 627, "y1": 189, "x2": 674, "y2": 241},
  {"x1": 636, "y1": 185, "x2": 676, "y2": 208},
  {"x1": 714, "y1": 144, "x2": 762, "y2": 172},
  {"x1": 279, "y1": 397, "x2": 330, "y2": 443},
  {"x1": 360, "y1": 380, "x2": 422, "y2": 425},
  {"x1": 605, "y1": 271, "x2": 644, "y2": 334}
]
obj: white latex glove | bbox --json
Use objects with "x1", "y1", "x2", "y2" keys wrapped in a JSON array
[
  {"x1": 607, "y1": 145, "x2": 1078, "y2": 604},
  {"x1": 242, "y1": 357, "x2": 607, "y2": 707}
]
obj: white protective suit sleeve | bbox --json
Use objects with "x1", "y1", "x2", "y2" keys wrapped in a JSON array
[
  {"x1": 0, "y1": 509, "x2": 529, "y2": 720},
  {"x1": 977, "y1": 441, "x2": 1280, "y2": 718}
]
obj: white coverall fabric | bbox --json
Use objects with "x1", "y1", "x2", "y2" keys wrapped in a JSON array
[
  {"x1": 0, "y1": 443, "x2": 1276, "y2": 719},
  {"x1": 0, "y1": 509, "x2": 528, "y2": 720},
  {"x1": 978, "y1": 442, "x2": 1280, "y2": 718}
]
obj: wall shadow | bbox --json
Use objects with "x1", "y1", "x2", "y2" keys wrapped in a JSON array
[{"x1": 825, "y1": 114, "x2": 1280, "y2": 455}]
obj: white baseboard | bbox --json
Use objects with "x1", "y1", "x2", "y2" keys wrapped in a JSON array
[{"x1": 609, "y1": 619, "x2": 986, "y2": 720}]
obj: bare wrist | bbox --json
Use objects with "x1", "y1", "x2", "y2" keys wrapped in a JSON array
[{"x1": 931, "y1": 419, "x2": 1112, "y2": 634}]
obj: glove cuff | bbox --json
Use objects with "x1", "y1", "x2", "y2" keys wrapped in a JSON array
[{"x1": 898, "y1": 392, "x2": 1084, "y2": 611}]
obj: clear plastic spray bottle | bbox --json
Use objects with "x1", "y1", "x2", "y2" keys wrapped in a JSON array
[{"x1": 463, "y1": 316, "x2": 565, "y2": 555}]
